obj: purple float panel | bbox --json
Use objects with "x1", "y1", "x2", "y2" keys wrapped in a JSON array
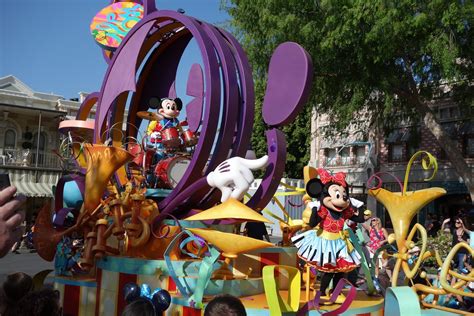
[
  {"x1": 200, "y1": 22, "x2": 240, "y2": 171},
  {"x1": 186, "y1": 22, "x2": 242, "y2": 209},
  {"x1": 98, "y1": 10, "x2": 215, "y2": 208},
  {"x1": 168, "y1": 81, "x2": 177, "y2": 99},
  {"x1": 53, "y1": 208, "x2": 76, "y2": 227},
  {"x1": 142, "y1": 0, "x2": 157, "y2": 14},
  {"x1": 186, "y1": 63, "x2": 204, "y2": 96},
  {"x1": 218, "y1": 28, "x2": 255, "y2": 158},
  {"x1": 141, "y1": 11, "x2": 222, "y2": 211},
  {"x1": 185, "y1": 63, "x2": 204, "y2": 132},
  {"x1": 129, "y1": 31, "x2": 192, "y2": 122},
  {"x1": 246, "y1": 128, "x2": 287, "y2": 211},
  {"x1": 185, "y1": 98, "x2": 203, "y2": 132},
  {"x1": 94, "y1": 19, "x2": 157, "y2": 142},
  {"x1": 261, "y1": 42, "x2": 313, "y2": 127}
]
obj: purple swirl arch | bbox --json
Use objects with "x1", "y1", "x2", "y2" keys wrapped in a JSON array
[{"x1": 90, "y1": 8, "x2": 312, "y2": 219}]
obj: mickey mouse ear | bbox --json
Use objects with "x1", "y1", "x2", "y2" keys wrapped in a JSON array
[
  {"x1": 123, "y1": 282, "x2": 140, "y2": 303},
  {"x1": 174, "y1": 98, "x2": 183, "y2": 111},
  {"x1": 151, "y1": 289, "x2": 171, "y2": 313},
  {"x1": 306, "y1": 178, "x2": 323, "y2": 198},
  {"x1": 149, "y1": 97, "x2": 161, "y2": 109}
]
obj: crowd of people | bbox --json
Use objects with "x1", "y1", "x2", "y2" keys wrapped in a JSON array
[
  {"x1": 343, "y1": 207, "x2": 473, "y2": 312},
  {"x1": 0, "y1": 272, "x2": 249, "y2": 316},
  {"x1": 0, "y1": 272, "x2": 62, "y2": 316}
]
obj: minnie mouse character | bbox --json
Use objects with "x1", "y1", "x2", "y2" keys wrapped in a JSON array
[
  {"x1": 147, "y1": 97, "x2": 188, "y2": 143},
  {"x1": 291, "y1": 168, "x2": 366, "y2": 298}
]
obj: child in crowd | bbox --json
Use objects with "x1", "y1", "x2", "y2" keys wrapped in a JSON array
[{"x1": 204, "y1": 294, "x2": 247, "y2": 316}]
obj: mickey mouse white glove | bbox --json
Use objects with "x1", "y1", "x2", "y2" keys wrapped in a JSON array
[{"x1": 206, "y1": 155, "x2": 269, "y2": 202}]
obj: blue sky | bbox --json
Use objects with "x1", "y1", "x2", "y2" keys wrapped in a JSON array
[{"x1": 0, "y1": 0, "x2": 230, "y2": 99}]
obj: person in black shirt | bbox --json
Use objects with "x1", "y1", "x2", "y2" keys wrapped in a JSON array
[
  {"x1": 442, "y1": 216, "x2": 470, "y2": 274},
  {"x1": 244, "y1": 221, "x2": 270, "y2": 242}
]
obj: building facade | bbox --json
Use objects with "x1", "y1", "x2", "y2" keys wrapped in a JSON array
[
  {"x1": 0, "y1": 75, "x2": 89, "y2": 223},
  {"x1": 310, "y1": 100, "x2": 473, "y2": 229}
]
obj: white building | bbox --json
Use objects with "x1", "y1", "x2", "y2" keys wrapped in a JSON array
[{"x1": 0, "y1": 75, "x2": 90, "y2": 222}]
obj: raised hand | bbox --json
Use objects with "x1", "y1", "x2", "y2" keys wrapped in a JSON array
[
  {"x1": 206, "y1": 156, "x2": 269, "y2": 202},
  {"x1": 0, "y1": 186, "x2": 26, "y2": 258}
]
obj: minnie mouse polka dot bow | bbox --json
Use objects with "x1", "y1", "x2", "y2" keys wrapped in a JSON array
[{"x1": 317, "y1": 168, "x2": 347, "y2": 187}]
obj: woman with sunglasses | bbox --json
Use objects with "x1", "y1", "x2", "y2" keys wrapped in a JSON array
[{"x1": 442, "y1": 216, "x2": 471, "y2": 274}]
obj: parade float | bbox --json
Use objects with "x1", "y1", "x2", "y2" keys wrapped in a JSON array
[{"x1": 33, "y1": 1, "x2": 473, "y2": 315}]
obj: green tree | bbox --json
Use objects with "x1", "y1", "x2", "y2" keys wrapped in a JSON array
[{"x1": 222, "y1": 0, "x2": 474, "y2": 198}]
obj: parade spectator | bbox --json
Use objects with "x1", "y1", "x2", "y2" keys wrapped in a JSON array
[
  {"x1": 0, "y1": 186, "x2": 26, "y2": 258},
  {"x1": 244, "y1": 220, "x2": 270, "y2": 242},
  {"x1": 0, "y1": 272, "x2": 33, "y2": 315},
  {"x1": 367, "y1": 217, "x2": 388, "y2": 256},
  {"x1": 459, "y1": 218, "x2": 474, "y2": 249},
  {"x1": 121, "y1": 298, "x2": 155, "y2": 316},
  {"x1": 366, "y1": 217, "x2": 388, "y2": 291},
  {"x1": 4, "y1": 288, "x2": 62, "y2": 316},
  {"x1": 442, "y1": 217, "x2": 470, "y2": 274},
  {"x1": 424, "y1": 213, "x2": 433, "y2": 229},
  {"x1": 10, "y1": 223, "x2": 24, "y2": 254},
  {"x1": 204, "y1": 294, "x2": 247, "y2": 316},
  {"x1": 427, "y1": 216, "x2": 441, "y2": 238},
  {"x1": 360, "y1": 210, "x2": 374, "y2": 257}
]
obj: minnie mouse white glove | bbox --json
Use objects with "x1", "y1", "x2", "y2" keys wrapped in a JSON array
[{"x1": 349, "y1": 197, "x2": 364, "y2": 208}]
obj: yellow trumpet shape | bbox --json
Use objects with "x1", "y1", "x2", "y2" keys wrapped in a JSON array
[
  {"x1": 83, "y1": 145, "x2": 134, "y2": 213},
  {"x1": 185, "y1": 198, "x2": 271, "y2": 223},
  {"x1": 368, "y1": 187, "x2": 446, "y2": 250}
]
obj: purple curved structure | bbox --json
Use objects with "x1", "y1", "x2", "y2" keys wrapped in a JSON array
[
  {"x1": 90, "y1": 8, "x2": 313, "y2": 220},
  {"x1": 262, "y1": 42, "x2": 313, "y2": 127}
]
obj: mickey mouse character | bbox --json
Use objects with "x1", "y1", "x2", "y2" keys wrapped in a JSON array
[
  {"x1": 147, "y1": 97, "x2": 187, "y2": 143},
  {"x1": 291, "y1": 168, "x2": 366, "y2": 298}
]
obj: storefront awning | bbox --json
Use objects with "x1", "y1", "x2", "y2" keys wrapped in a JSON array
[
  {"x1": 10, "y1": 178, "x2": 54, "y2": 198},
  {"x1": 4, "y1": 170, "x2": 57, "y2": 198}
]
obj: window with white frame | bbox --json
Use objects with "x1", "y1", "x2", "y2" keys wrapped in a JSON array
[
  {"x1": 4, "y1": 129, "x2": 16, "y2": 148},
  {"x1": 340, "y1": 148, "x2": 350, "y2": 165},
  {"x1": 356, "y1": 146, "x2": 366, "y2": 164},
  {"x1": 389, "y1": 144, "x2": 404, "y2": 162},
  {"x1": 326, "y1": 148, "x2": 337, "y2": 166}
]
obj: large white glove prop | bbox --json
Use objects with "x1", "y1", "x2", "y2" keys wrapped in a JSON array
[{"x1": 207, "y1": 155, "x2": 269, "y2": 202}]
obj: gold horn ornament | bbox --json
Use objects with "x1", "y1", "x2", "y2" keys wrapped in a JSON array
[
  {"x1": 33, "y1": 203, "x2": 62, "y2": 261},
  {"x1": 368, "y1": 151, "x2": 446, "y2": 287},
  {"x1": 83, "y1": 145, "x2": 133, "y2": 213}
]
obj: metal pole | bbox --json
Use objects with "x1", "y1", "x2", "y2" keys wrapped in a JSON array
[{"x1": 35, "y1": 111, "x2": 42, "y2": 168}]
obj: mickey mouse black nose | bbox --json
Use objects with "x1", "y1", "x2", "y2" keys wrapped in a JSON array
[{"x1": 343, "y1": 196, "x2": 349, "y2": 201}]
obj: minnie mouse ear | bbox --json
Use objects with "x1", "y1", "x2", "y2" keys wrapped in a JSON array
[
  {"x1": 149, "y1": 97, "x2": 161, "y2": 109},
  {"x1": 151, "y1": 289, "x2": 171, "y2": 313},
  {"x1": 174, "y1": 98, "x2": 183, "y2": 111},
  {"x1": 306, "y1": 178, "x2": 323, "y2": 198},
  {"x1": 123, "y1": 282, "x2": 140, "y2": 303}
]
